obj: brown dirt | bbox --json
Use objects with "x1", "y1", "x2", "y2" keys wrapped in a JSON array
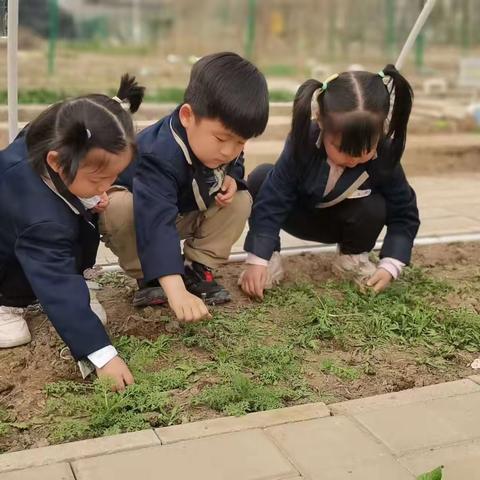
[{"x1": 0, "y1": 242, "x2": 479, "y2": 452}]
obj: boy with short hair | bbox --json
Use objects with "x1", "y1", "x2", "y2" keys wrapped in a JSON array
[{"x1": 100, "y1": 52, "x2": 269, "y2": 322}]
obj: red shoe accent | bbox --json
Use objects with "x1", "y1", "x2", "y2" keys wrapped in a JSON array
[{"x1": 204, "y1": 271, "x2": 214, "y2": 282}]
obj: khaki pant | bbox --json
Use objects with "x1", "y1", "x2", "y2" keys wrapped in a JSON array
[{"x1": 98, "y1": 188, "x2": 252, "y2": 280}]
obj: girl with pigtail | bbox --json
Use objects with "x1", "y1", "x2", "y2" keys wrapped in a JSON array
[
  {"x1": 0, "y1": 74, "x2": 145, "y2": 391},
  {"x1": 240, "y1": 64, "x2": 420, "y2": 299}
]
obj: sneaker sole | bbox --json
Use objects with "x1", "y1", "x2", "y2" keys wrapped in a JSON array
[
  {"x1": 132, "y1": 297, "x2": 168, "y2": 308},
  {"x1": 200, "y1": 291, "x2": 231, "y2": 306},
  {"x1": 0, "y1": 335, "x2": 32, "y2": 348}
]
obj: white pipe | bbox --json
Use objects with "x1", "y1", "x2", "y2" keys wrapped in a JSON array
[
  {"x1": 99, "y1": 232, "x2": 480, "y2": 272},
  {"x1": 395, "y1": 0, "x2": 437, "y2": 70},
  {"x1": 7, "y1": 0, "x2": 18, "y2": 142}
]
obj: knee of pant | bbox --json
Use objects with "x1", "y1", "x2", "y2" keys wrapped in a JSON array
[
  {"x1": 357, "y1": 194, "x2": 386, "y2": 228},
  {"x1": 101, "y1": 190, "x2": 134, "y2": 234},
  {"x1": 247, "y1": 163, "x2": 274, "y2": 199},
  {"x1": 226, "y1": 190, "x2": 252, "y2": 221}
]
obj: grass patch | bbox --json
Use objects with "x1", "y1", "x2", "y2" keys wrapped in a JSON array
[
  {"x1": 417, "y1": 466, "x2": 443, "y2": 479},
  {"x1": 45, "y1": 336, "x2": 184, "y2": 443},
  {"x1": 262, "y1": 64, "x2": 298, "y2": 77},
  {"x1": 321, "y1": 359, "x2": 361, "y2": 381},
  {"x1": 41, "y1": 265, "x2": 480, "y2": 444}
]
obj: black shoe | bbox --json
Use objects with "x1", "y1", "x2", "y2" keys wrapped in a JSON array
[
  {"x1": 132, "y1": 279, "x2": 167, "y2": 307},
  {"x1": 183, "y1": 262, "x2": 231, "y2": 305}
]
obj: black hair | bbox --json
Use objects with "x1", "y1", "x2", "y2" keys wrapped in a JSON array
[
  {"x1": 291, "y1": 64, "x2": 413, "y2": 162},
  {"x1": 183, "y1": 52, "x2": 269, "y2": 139},
  {"x1": 27, "y1": 73, "x2": 145, "y2": 183}
]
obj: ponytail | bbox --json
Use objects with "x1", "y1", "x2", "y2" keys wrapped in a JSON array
[
  {"x1": 115, "y1": 73, "x2": 145, "y2": 114},
  {"x1": 27, "y1": 73, "x2": 145, "y2": 183},
  {"x1": 291, "y1": 79, "x2": 322, "y2": 160},
  {"x1": 382, "y1": 63, "x2": 413, "y2": 156}
]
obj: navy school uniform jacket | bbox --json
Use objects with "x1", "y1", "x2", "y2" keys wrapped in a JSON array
[
  {"x1": 116, "y1": 106, "x2": 247, "y2": 282},
  {"x1": 0, "y1": 135, "x2": 111, "y2": 360},
  {"x1": 245, "y1": 125, "x2": 420, "y2": 264}
]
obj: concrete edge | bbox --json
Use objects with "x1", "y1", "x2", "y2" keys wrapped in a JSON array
[
  {"x1": 329, "y1": 378, "x2": 480, "y2": 416},
  {"x1": 1, "y1": 379, "x2": 478, "y2": 473},
  {"x1": 0, "y1": 429, "x2": 160, "y2": 474},
  {"x1": 156, "y1": 402, "x2": 330, "y2": 445}
]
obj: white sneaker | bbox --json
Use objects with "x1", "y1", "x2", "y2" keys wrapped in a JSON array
[
  {"x1": 0, "y1": 306, "x2": 32, "y2": 348},
  {"x1": 332, "y1": 251, "x2": 377, "y2": 288},
  {"x1": 238, "y1": 251, "x2": 285, "y2": 290},
  {"x1": 87, "y1": 282, "x2": 107, "y2": 326}
]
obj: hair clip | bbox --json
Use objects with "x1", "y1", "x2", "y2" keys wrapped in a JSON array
[
  {"x1": 112, "y1": 95, "x2": 130, "y2": 111},
  {"x1": 378, "y1": 70, "x2": 390, "y2": 86},
  {"x1": 320, "y1": 73, "x2": 339, "y2": 92},
  {"x1": 86, "y1": 128, "x2": 92, "y2": 139}
]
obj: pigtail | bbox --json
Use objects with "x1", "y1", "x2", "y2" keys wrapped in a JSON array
[
  {"x1": 291, "y1": 79, "x2": 322, "y2": 160},
  {"x1": 115, "y1": 73, "x2": 145, "y2": 114},
  {"x1": 382, "y1": 64, "x2": 413, "y2": 152},
  {"x1": 55, "y1": 118, "x2": 91, "y2": 183}
]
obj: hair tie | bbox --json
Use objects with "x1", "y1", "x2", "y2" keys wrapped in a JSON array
[
  {"x1": 320, "y1": 73, "x2": 339, "y2": 92},
  {"x1": 311, "y1": 88, "x2": 322, "y2": 120},
  {"x1": 86, "y1": 128, "x2": 92, "y2": 139},
  {"x1": 311, "y1": 73, "x2": 339, "y2": 120},
  {"x1": 378, "y1": 70, "x2": 391, "y2": 86},
  {"x1": 112, "y1": 95, "x2": 130, "y2": 111}
]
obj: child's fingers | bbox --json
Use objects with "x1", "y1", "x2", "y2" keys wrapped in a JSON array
[
  {"x1": 199, "y1": 302, "x2": 210, "y2": 319},
  {"x1": 366, "y1": 271, "x2": 382, "y2": 287},
  {"x1": 114, "y1": 378, "x2": 127, "y2": 392},
  {"x1": 123, "y1": 370, "x2": 135, "y2": 386},
  {"x1": 243, "y1": 278, "x2": 254, "y2": 297},
  {"x1": 183, "y1": 305, "x2": 194, "y2": 322},
  {"x1": 373, "y1": 278, "x2": 389, "y2": 293},
  {"x1": 174, "y1": 305, "x2": 185, "y2": 322},
  {"x1": 253, "y1": 276, "x2": 264, "y2": 299}
]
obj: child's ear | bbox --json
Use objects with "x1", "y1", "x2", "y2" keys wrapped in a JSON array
[
  {"x1": 179, "y1": 104, "x2": 195, "y2": 129},
  {"x1": 46, "y1": 150, "x2": 61, "y2": 173}
]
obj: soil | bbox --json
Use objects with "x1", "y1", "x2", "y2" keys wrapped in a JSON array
[{"x1": 0, "y1": 242, "x2": 479, "y2": 452}]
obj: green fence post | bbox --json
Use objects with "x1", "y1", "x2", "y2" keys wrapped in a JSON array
[
  {"x1": 245, "y1": 0, "x2": 257, "y2": 59},
  {"x1": 48, "y1": 0, "x2": 59, "y2": 75}
]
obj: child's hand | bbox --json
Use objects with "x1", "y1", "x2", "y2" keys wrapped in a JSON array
[
  {"x1": 96, "y1": 356, "x2": 134, "y2": 392},
  {"x1": 216, "y1": 175, "x2": 237, "y2": 208},
  {"x1": 367, "y1": 268, "x2": 393, "y2": 293},
  {"x1": 168, "y1": 289, "x2": 211, "y2": 322},
  {"x1": 240, "y1": 264, "x2": 268, "y2": 300},
  {"x1": 92, "y1": 192, "x2": 109, "y2": 213}
]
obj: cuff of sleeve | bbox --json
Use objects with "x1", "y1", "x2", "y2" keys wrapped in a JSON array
[
  {"x1": 378, "y1": 257, "x2": 405, "y2": 280},
  {"x1": 87, "y1": 345, "x2": 118, "y2": 368},
  {"x1": 246, "y1": 253, "x2": 269, "y2": 266}
]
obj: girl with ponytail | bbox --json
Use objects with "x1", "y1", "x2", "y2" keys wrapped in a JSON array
[
  {"x1": 0, "y1": 74, "x2": 145, "y2": 391},
  {"x1": 240, "y1": 65, "x2": 420, "y2": 298}
]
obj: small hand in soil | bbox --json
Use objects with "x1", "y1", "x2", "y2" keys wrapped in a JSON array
[
  {"x1": 96, "y1": 356, "x2": 134, "y2": 392},
  {"x1": 366, "y1": 268, "x2": 393, "y2": 293},
  {"x1": 239, "y1": 264, "x2": 268, "y2": 300}
]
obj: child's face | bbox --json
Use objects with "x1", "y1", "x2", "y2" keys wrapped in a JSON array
[
  {"x1": 47, "y1": 146, "x2": 132, "y2": 198},
  {"x1": 179, "y1": 104, "x2": 247, "y2": 169},
  {"x1": 323, "y1": 132, "x2": 378, "y2": 169}
]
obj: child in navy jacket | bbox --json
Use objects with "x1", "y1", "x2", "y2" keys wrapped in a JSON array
[
  {"x1": 0, "y1": 75, "x2": 145, "y2": 391},
  {"x1": 100, "y1": 52, "x2": 269, "y2": 322},
  {"x1": 240, "y1": 65, "x2": 420, "y2": 298}
]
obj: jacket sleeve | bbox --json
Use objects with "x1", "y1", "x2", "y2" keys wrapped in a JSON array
[
  {"x1": 378, "y1": 164, "x2": 420, "y2": 264},
  {"x1": 244, "y1": 138, "x2": 299, "y2": 260},
  {"x1": 15, "y1": 221, "x2": 111, "y2": 361},
  {"x1": 133, "y1": 153, "x2": 184, "y2": 281},
  {"x1": 228, "y1": 153, "x2": 248, "y2": 191}
]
